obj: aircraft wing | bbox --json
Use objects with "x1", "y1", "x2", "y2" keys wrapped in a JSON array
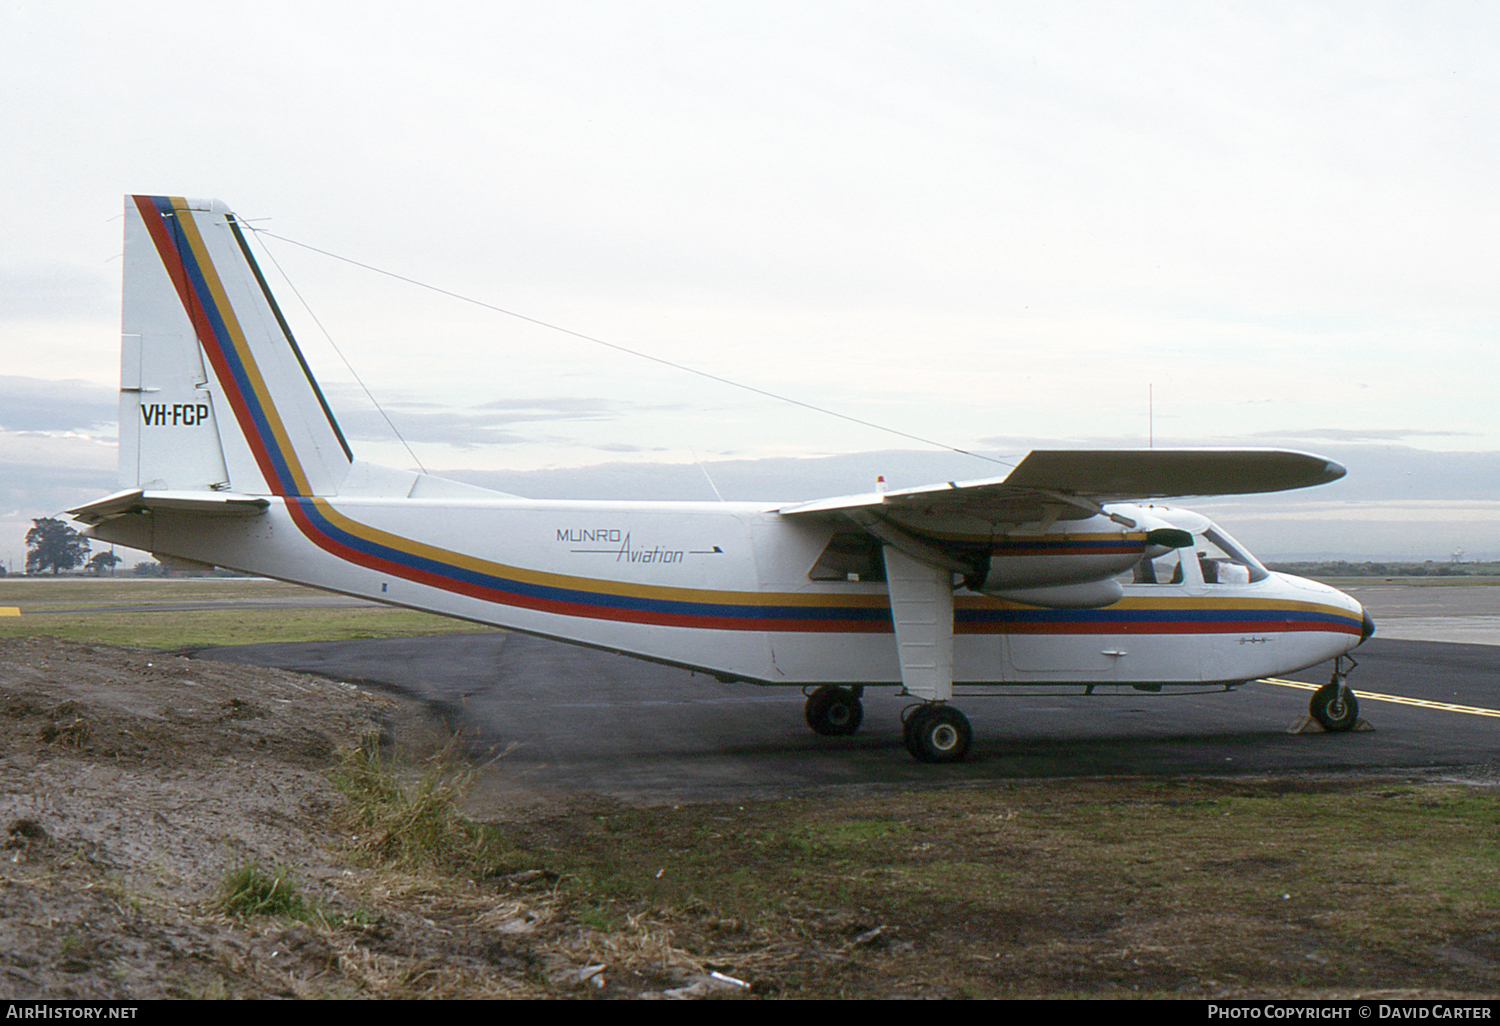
[
  {"x1": 68, "y1": 488, "x2": 270, "y2": 525},
  {"x1": 776, "y1": 448, "x2": 1345, "y2": 520}
]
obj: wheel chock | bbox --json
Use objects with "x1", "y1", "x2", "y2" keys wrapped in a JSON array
[{"x1": 1286, "y1": 716, "x2": 1375, "y2": 734}]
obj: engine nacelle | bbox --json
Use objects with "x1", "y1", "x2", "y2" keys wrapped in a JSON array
[
  {"x1": 985, "y1": 577, "x2": 1125, "y2": 608},
  {"x1": 964, "y1": 513, "x2": 1191, "y2": 597}
]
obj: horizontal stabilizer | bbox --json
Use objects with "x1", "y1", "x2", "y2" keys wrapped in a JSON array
[{"x1": 68, "y1": 488, "x2": 270, "y2": 525}]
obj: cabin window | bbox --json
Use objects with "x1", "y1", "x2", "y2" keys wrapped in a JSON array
[
  {"x1": 1129, "y1": 548, "x2": 1187, "y2": 585},
  {"x1": 808, "y1": 532, "x2": 887, "y2": 582}
]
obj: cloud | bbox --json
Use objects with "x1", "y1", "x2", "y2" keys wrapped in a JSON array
[
  {"x1": 442, "y1": 442, "x2": 1500, "y2": 561},
  {"x1": 326, "y1": 388, "x2": 685, "y2": 449},
  {"x1": 0, "y1": 267, "x2": 113, "y2": 321},
  {"x1": 592, "y1": 441, "x2": 656, "y2": 454},
  {"x1": 0, "y1": 460, "x2": 113, "y2": 514},
  {"x1": 473, "y1": 398, "x2": 624, "y2": 416},
  {"x1": 1249, "y1": 427, "x2": 1478, "y2": 444},
  {"x1": 0, "y1": 377, "x2": 116, "y2": 433}
]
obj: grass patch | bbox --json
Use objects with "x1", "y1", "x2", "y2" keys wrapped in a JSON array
[
  {"x1": 185, "y1": 743, "x2": 1500, "y2": 996},
  {"x1": 0, "y1": 578, "x2": 500, "y2": 648},
  {"x1": 216, "y1": 861, "x2": 378, "y2": 931},
  {"x1": 0, "y1": 579, "x2": 307, "y2": 604},
  {"x1": 483, "y1": 777, "x2": 1500, "y2": 996},
  {"x1": 0, "y1": 606, "x2": 498, "y2": 648},
  {"x1": 332, "y1": 735, "x2": 527, "y2": 878},
  {"x1": 217, "y1": 862, "x2": 312, "y2": 920}
]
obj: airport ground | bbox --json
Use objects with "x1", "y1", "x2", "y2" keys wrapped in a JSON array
[{"x1": 0, "y1": 576, "x2": 1496, "y2": 1000}]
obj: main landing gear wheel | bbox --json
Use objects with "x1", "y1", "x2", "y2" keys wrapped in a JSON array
[
  {"x1": 804, "y1": 686, "x2": 864, "y2": 736},
  {"x1": 902, "y1": 704, "x2": 972, "y2": 764},
  {"x1": 1309, "y1": 674, "x2": 1359, "y2": 732}
]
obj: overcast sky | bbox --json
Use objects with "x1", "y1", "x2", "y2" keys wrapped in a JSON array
[{"x1": 3, "y1": 1, "x2": 1498, "y2": 568}]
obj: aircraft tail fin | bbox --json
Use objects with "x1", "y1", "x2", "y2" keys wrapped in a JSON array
[{"x1": 119, "y1": 195, "x2": 352, "y2": 497}]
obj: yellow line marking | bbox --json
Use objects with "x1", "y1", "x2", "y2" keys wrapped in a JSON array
[
  {"x1": 1260, "y1": 678, "x2": 1500, "y2": 719},
  {"x1": 0, "y1": 607, "x2": 18, "y2": 616}
]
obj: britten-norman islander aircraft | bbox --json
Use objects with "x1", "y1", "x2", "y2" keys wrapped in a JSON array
[{"x1": 70, "y1": 196, "x2": 1376, "y2": 763}]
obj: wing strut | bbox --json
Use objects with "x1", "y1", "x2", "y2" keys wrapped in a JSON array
[{"x1": 881, "y1": 546, "x2": 955, "y2": 703}]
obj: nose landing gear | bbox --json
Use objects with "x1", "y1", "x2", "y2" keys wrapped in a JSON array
[{"x1": 1309, "y1": 655, "x2": 1361, "y2": 732}]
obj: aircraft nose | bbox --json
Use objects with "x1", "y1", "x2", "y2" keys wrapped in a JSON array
[{"x1": 1360, "y1": 608, "x2": 1376, "y2": 645}]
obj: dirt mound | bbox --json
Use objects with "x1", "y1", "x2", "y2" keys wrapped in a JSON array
[
  {"x1": 0, "y1": 638, "x2": 547, "y2": 998},
  {"x1": 0, "y1": 638, "x2": 380, "y2": 996}
]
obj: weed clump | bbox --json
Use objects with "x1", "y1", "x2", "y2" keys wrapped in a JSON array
[
  {"x1": 332, "y1": 735, "x2": 520, "y2": 878},
  {"x1": 217, "y1": 862, "x2": 308, "y2": 919}
]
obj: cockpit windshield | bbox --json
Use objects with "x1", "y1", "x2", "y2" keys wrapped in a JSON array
[{"x1": 1197, "y1": 526, "x2": 1270, "y2": 583}]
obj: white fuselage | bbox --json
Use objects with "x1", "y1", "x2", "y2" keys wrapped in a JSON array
[{"x1": 90, "y1": 490, "x2": 1367, "y2": 690}]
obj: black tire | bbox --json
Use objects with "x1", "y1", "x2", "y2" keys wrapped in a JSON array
[
  {"x1": 904, "y1": 704, "x2": 972, "y2": 764},
  {"x1": 901, "y1": 704, "x2": 935, "y2": 759},
  {"x1": 804, "y1": 686, "x2": 864, "y2": 736},
  {"x1": 1310, "y1": 679, "x2": 1359, "y2": 732}
]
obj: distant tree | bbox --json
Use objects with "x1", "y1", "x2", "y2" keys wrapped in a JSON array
[
  {"x1": 25, "y1": 518, "x2": 90, "y2": 575},
  {"x1": 131, "y1": 561, "x2": 166, "y2": 578},
  {"x1": 86, "y1": 551, "x2": 122, "y2": 576}
]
